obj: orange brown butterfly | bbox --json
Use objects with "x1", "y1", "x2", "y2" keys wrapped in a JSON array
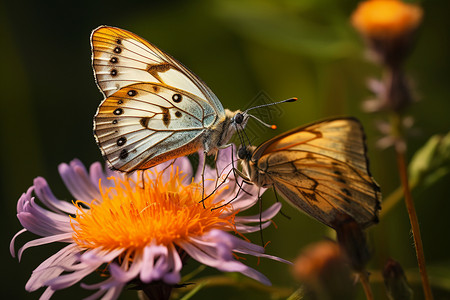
[{"x1": 238, "y1": 117, "x2": 381, "y2": 228}]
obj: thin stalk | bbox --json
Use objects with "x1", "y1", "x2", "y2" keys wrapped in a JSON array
[
  {"x1": 395, "y1": 144, "x2": 433, "y2": 300},
  {"x1": 359, "y1": 271, "x2": 374, "y2": 300}
]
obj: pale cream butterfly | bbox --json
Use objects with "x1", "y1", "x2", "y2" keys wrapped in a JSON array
[
  {"x1": 238, "y1": 117, "x2": 381, "y2": 229},
  {"x1": 91, "y1": 26, "x2": 252, "y2": 174}
]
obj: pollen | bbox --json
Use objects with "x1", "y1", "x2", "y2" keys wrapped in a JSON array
[
  {"x1": 71, "y1": 169, "x2": 235, "y2": 251},
  {"x1": 351, "y1": 0, "x2": 423, "y2": 39}
]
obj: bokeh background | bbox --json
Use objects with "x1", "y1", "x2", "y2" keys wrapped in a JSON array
[{"x1": 2, "y1": 0, "x2": 449, "y2": 299}]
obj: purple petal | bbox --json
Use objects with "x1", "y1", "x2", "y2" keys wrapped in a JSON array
[
  {"x1": 215, "y1": 145, "x2": 237, "y2": 177},
  {"x1": 80, "y1": 248, "x2": 123, "y2": 265},
  {"x1": 25, "y1": 244, "x2": 79, "y2": 291},
  {"x1": 162, "y1": 244, "x2": 182, "y2": 284},
  {"x1": 109, "y1": 257, "x2": 142, "y2": 283},
  {"x1": 235, "y1": 203, "x2": 282, "y2": 223},
  {"x1": 18, "y1": 233, "x2": 73, "y2": 261},
  {"x1": 10, "y1": 228, "x2": 27, "y2": 257},
  {"x1": 45, "y1": 264, "x2": 99, "y2": 290},
  {"x1": 58, "y1": 160, "x2": 101, "y2": 203},
  {"x1": 234, "y1": 221, "x2": 272, "y2": 233},
  {"x1": 40, "y1": 287, "x2": 55, "y2": 300},
  {"x1": 140, "y1": 244, "x2": 168, "y2": 282},
  {"x1": 33, "y1": 177, "x2": 77, "y2": 214}
]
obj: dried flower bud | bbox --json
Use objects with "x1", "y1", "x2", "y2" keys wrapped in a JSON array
[
  {"x1": 293, "y1": 240, "x2": 355, "y2": 300},
  {"x1": 383, "y1": 258, "x2": 413, "y2": 300},
  {"x1": 351, "y1": 0, "x2": 423, "y2": 67}
]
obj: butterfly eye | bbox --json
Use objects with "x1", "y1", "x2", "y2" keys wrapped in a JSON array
[
  {"x1": 237, "y1": 147, "x2": 248, "y2": 159},
  {"x1": 234, "y1": 113, "x2": 244, "y2": 125}
]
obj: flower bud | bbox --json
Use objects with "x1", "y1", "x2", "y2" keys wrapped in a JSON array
[
  {"x1": 383, "y1": 258, "x2": 413, "y2": 300},
  {"x1": 293, "y1": 240, "x2": 355, "y2": 300},
  {"x1": 351, "y1": 0, "x2": 423, "y2": 67}
]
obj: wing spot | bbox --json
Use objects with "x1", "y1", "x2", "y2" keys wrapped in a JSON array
[
  {"x1": 175, "y1": 111, "x2": 182, "y2": 118},
  {"x1": 111, "y1": 69, "x2": 118, "y2": 76},
  {"x1": 116, "y1": 39, "x2": 122, "y2": 45},
  {"x1": 119, "y1": 149, "x2": 128, "y2": 160},
  {"x1": 342, "y1": 188, "x2": 351, "y2": 197},
  {"x1": 148, "y1": 63, "x2": 171, "y2": 73},
  {"x1": 114, "y1": 47, "x2": 122, "y2": 54},
  {"x1": 117, "y1": 100, "x2": 123, "y2": 104},
  {"x1": 112, "y1": 120, "x2": 118, "y2": 124},
  {"x1": 110, "y1": 57, "x2": 118, "y2": 64},
  {"x1": 152, "y1": 86, "x2": 160, "y2": 93},
  {"x1": 172, "y1": 94, "x2": 182, "y2": 103},
  {"x1": 300, "y1": 190, "x2": 318, "y2": 202},
  {"x1": 113, "y1": 108, "x2": 123, "y2": 115},
  {"x1": 140, "y1": 117, "x2": 150, "y2": 128},
  {"x1": 127, "y1": 90, "x2": 137, "y2": 97},
  {"x1": 117, "y1": 137, "x2": 127, "y2": 146},
  {"x1": 162, "y1": 108, "x2": 170, "y2": 127}
]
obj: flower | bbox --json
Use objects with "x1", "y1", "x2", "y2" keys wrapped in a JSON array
[
  {"x1": 351, "y1": 0, "x2": 422, "y2": 40},
  {"x1": 10, "y1": 147, "x2": 287, "y2": 299},
  {"x1": 351, "y1": 0, "x2": 423, "y2": 66},
  {"x1": 292, "y1": 240, "x2": 355, "y2": 299}
]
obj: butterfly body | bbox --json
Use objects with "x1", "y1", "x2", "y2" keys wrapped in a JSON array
[
  {"x1": 239, "y1": 117, "x2": 381, "y2": 229},
  {"x1": 91, "y1": 26, "x2": 248, "y2": 172}
]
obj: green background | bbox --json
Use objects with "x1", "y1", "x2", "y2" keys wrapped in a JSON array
[{"x1": 2, "y1": 0, "x2": 449, "y2": 299}]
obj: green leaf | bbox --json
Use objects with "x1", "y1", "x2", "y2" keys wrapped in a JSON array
[{"x1": 409, "y1": 132, "x2": 450, "y2": 189}]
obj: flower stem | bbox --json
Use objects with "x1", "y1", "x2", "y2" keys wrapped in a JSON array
[
  {"x1": 359, "y1": 271, "x2": 374, "y2": 300},
  {"x1": 395, "y1": 145, "x2": 433, "y2": 300}
]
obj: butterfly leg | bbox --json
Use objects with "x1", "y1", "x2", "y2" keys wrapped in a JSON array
[
  {"x1": 257, "y1": 187, "x2": 266, "y2": 247},
  {"x1": 218, "y1": 143, "x2": 252, "y2": 194},
  {"x1": 200, "y1": 150, "x2": 207, "y2": 209},
  {"x1": 272, "y1": 184, "x2": 291, "y2": 220}
]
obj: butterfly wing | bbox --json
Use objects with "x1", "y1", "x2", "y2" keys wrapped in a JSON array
[
  {"x1": 91, "y1": 26, "x2": 225, "y2": 118},
  {"x1": 94, "y1": 83, "x2": 219, "y2": 172},
  {"x1": 253, "y1": 117, "x2": 381, "y2": 228},
  {"x1": 91, "y1": 26, "x2": 228, "y2": 172}
]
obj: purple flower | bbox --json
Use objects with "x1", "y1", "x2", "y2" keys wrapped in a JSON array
[{"x1": 11, "y1": 146, "x2": 289, "y2": 299}]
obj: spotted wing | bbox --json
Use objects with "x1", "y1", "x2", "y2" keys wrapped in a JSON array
[
  {"x1": 94, "y1": 83, "x2": 217, "y2": 172},
  {"x1": 91, "y1": 26, "x2": 225, "y2": 118},
  {"x1": 253, "y1": 117, "x2": 381, "y2": 228}
]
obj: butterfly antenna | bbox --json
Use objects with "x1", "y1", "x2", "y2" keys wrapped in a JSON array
[
  {"x1": 244, "y1": 97, "x2": 297, "y2": 114},
  {"x1": 247, "y1": 114, "x2": 278, "y2": 130},
  {"x1": 240, "y1": 124, "x2": 253, "y2": 146},
  {"x1": 244, "y1": 97, "x2": 297, "y2": 130}
]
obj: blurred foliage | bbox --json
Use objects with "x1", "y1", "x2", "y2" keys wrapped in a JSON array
[
  {"x1": 409, "y1": 132, "x2": 450, "y2": 190},
  {"x1": 2, "y1": 0, "x2": 449, "y2": 299}
]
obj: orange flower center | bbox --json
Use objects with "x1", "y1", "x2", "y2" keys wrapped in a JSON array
[
  {"x1": 351, "y1": 0, "x2": 423, "y2": 39},
  {"x1": 71, "y1": 169, "x2": 236, "y2": 252}
]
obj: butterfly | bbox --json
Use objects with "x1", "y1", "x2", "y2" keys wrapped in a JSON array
[
  {"x1": 238, "y1": 117, "x2": 381, "y2": 229},
  {"x1": 91, "y1": 26, "x2": 250, "y2": 173}
]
